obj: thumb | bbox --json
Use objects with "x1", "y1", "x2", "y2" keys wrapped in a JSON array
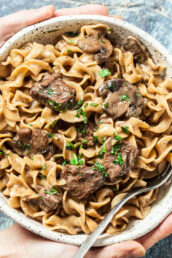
[
  {"x1": 0, "y1": 5, "x2": 55, "y2": 43},
  {"x1": 85, "y1": 240, "x2": 146, "y2": 258}
]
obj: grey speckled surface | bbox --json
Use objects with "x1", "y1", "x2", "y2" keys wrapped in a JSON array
[{"x1": 0, "y1": 0, "x2": 172, "y2": 257}]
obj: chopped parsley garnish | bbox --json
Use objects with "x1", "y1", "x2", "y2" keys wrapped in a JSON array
[
  {"x1": 73, "y1": 100, "x2": 83, "y2": 110},
  {"x1": 84, "y1": 102, "x2": 88, "y2": 108},
  {"x1": 136, "y1": 93, "x2": 141, "y2": 98},
  {"x1": 113, "y1": 154, "x2": 123, "y2": 165},
  {"x1": 49, "y1": 120, "x2": 57, "y2": 129},
  {"x1": 112, "y1": 186, "x2": 117, "y2": 192},
  {"x1": 67, "y1": 49, "x2": 72, "y2": 54},
  {"x1": 103, "y1": 171, "x2": 109, "y2": 178},
  {"x1": 98, "y1": 68, "x2": 111, "y2": 78},
  {"x1": 0, "y1": 149, "x2": 4, "y2": 155},
  {"x1": 47, "y1": 88, "x2": 58, "y2": 96},
  {"x1": 98, "y1": 145, "x2": 106, "y2": 158},
  {"x1": 69, "y1": 40, "x2": 74, "y2": 44},
  {"x1": 47, "y1": 133, "x2": 55, "y2": 138},
  {"x1": 114, "y1": 135, "x2": 123, "y2": 141},
  {"x1": 48, "y1": 100, "x2": 62, "y2": 111},
  {"x1": 70, "y1": 154, "x2": 83, "y2": 165},
  {"x1": 100, "y1": 39, "x2": 105, "y2": 43},
  {"x1": 141, "y1": 56, "x2": 145, "y2": 63},
  {"x1": 66, "y1": 142, "x2": 74, "y2": 150},
  {"x1": 107, "y1": 81, "x2": 115, "y2": 91},
  {"x1": 110, "y1": 143, "x2": 121, "y2": 154},
  {"x1": 94, "y1": 162, "x2": 106, "y2": 173},
  {"x1": 81, "y1": 139, "x2": 88, "y2": 145},
  {"x1": 62, "y1": 159, "x2": 68, "y2": 166},
  {"x1": 90, "y1": 103, "x2": 99, "y2": 107},
  {"x1": 42, "y1": 164, "x2": 46, "y2": 170},
  {"x1": 93, "y1": 136, "x2": 99, "y2": 144},
  {"x1": 29, "y1": 123, "x2": 33, "y2": 127},
  {"x1": 44, "y1": 187, "x2": 58, "y2": 195},
  {"x1": 64, "y1": 31, "x2": 79, "y2": 37},
  {"x1": 120, "y1": 94, "x2": 131, "y2": 101},
  {"x1": 39, "y1": 89, "x2": 43, "y2": 93},
  {"x1": 77, "y1": 124, "x2": 86, "y2": 135},
  {"x1": 75, "y1": 108, "x2": 87, "y2": 124},
  {"x1": 124, "y1": 82, "x2": 129, "y2": 86},
  {"x1": 107, "y1": 28, "x2": 111, "y2": 33},
  {"x1": 70, "y1": 91, "x2": 73, "y2": 95},
  {"x1": 121, "y1": 126, "x2": 129, "y2": 133},
  {"x1": 24, "y1": 144, "x2": 30, "y2": 155},
  {"x1": 118, "y1": 74, "x2": 122, "y2": 78},
  {"x1": 104, "y1": 102, "x2": 108, "y2": 108},
  {"x1": 101, "y1": 137, "x2": 107, "y2": 143},
  {"x1": 78, "y1": 173, "x2": 83, "y2": 176},
  {"x1": 6, "y1": 152, "x2": 9, "y2": 156},
  {"x1": 38, "y1": 174, "x2": 46, "y2": 179}
]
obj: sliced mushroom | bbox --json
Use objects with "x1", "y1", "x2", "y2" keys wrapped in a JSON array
[
  {"x1": 77, "y1": 29, "x2": 113, "y2": 64},
  {"x1": 123, "y1": 36, "x2": 149, "y2": 63}
]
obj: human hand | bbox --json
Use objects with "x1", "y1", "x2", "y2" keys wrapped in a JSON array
[{"x1": 0, "y1": 4, "x2": 171, "y2": 258}]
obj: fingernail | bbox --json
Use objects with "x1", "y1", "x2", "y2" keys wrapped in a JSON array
[
  {"x1": 39, "y1": 5, "x2": 54, "y2": 10},
  {"x1": 127, "y1": 247, "x2": 145, "y2": 258}
]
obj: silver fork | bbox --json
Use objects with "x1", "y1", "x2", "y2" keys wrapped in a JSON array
[{"x1": 72, "y1": 163, "x2": 172, "y2": 258}]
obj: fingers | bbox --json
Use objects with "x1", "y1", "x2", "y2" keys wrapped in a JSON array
[
  {"x1": 85, "y1": 240, "x2": 145, "y2": 258},
  {"x1": 0, "y1": 5, "x2": 55, "y2": 42},
  {"x1": 137, "y1": 212, "x2": 172, "y2": 250},
  {"x1": 55, "y1": 4, "x2": 109, "y2": 16},
  {"x1": 109, "y1": 15, "x2": 123, "y2": 20}
]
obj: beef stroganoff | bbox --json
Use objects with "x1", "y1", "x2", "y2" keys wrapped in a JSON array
[{"x1": 0, "y1": 24, "x2": 171, "y2": 235}]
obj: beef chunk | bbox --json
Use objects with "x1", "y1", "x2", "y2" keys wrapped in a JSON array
[
  {"x1": 77, "y1": 28, "x2": 113, "y2": 64},
  {"x1": 77, "y1": 122, "x2": 95, "y2": 147},
  {"x1": 123, "y1": 36, "x2": 149, "y2": 63},
  {"x1": 38, "y1": 187, "x2": 62, "y2": 213},
  {"x1": 98, "y1": 79, "x2": 143, "y2": 120},
  {"x1": 11, "y1": 128, "x2": 55, "y2": 159},
  {"x1": 103, "y1": 137, "x2": 138, "y2": 181},
  {"x1": 60, "y1": 165, "x2": 104, "y2": 200},
  {"x1": 30, "y1": 72, "x2": 75, "y2": 112}
]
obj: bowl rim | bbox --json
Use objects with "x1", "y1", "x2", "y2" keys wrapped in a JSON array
[{"x1": 0, "y1": 14, "x2": 172, "y2": 246}]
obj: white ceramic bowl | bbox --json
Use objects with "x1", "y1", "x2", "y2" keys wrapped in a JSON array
[{"x1": 0, "y1": 15, "x2": 172, "y2": 246}]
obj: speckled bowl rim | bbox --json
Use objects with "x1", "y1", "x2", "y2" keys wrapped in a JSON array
[{"x1": 0, "y1": 15, "x2": 172, "y2": 246}]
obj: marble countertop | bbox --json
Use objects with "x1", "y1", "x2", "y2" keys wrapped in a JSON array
[{"x1": 0, "y1": 0, "x2": 172, "y2": 257}]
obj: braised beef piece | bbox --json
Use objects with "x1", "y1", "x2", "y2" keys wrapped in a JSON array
[
  {"x1": 60, "y1": 165, "x2": 104, "y2": 200},
  {"x1": 30, "y1": 72, "x2": 76, "y2": 112},
  {"x1": 11, "y1": 128, "x2": 55, "y2": 158},
  {"x1": 38, "y1": 187, "x2": 62, "y2": 213},
  {"x1": 98, "y1": 78, "x2": 143, "y2": 120},
  {"x1": 103, "y1": 137, "x2": 138, "y2": 181},
  {"x1": 77, "y1": 122, "x2": 95, "y2": 147},
  {"x1": 123, "y1": 36, "x2": 149, "y2": 63},
  {"x1": 77, "y1": 28, "x2": 113, "y2": 64}
]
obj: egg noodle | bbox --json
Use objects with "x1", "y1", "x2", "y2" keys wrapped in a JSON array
[{"x1": 0, "y1": 24, "x2": 171, "y2": 235}]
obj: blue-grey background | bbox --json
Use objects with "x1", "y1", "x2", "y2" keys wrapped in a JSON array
[{"x1": 0, "y1": 0, "x2": 172, "y2": 257}]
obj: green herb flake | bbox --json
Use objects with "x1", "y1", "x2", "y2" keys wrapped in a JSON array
[
  {"x1": 103, "y1": 171, "x2": 109, "y2": 178},
  {"x1": 81, "y1": 139, "x2": 88, "y2": 145},
  {"x1": 120, "y1": 94, "x2": 131, "y2": 101},
  {"x1": 104, "y1": 102, "x2": 109, "y2": 108},
  {"x1": 90, "y1": 103, "x2": 99, "y2": 107},
  {"x1": 98, "y1": 68, "x2": 111, "y2": 78},
  {"x1": 75, "y1": 108, "x2": 87, "y2": 124},
  {"x1": 107, "y1": 81, "x2": 115, "y2": 91},
  {"x1": 0, "y1": 149, "x2": 4, "y2": 155},
  {"x1": 141, "y1": 56, "x2": 145, "y2": 63},
  {"x1": 136, "y1": 93, "x2": 141, "y2": 98},
  {"x1": 67, "y1": 49, "x2": 72, "y2": 54},
  {"x1": 114, "y1": 135, "x2": 124, "y2": 141},
  {"x1": 98, "y1": 145, "x2": 106, "y2": 158},
  {"x1": 70, "y1": 91, "x2": 73, "y2": 95},
  {"x1": 100, "y1": 39, "x2": 105, "y2": 44},
  {"x1": 101, "y1": 137, "x2": 107, "y2": 143},
  {"x1": 38, "y1": 174, "x2": 46, "y2": 179},
  {"x1": 110, "y1": 143, "x2": 121, "y2": 155},
  {"x1": 164, "y1": 67, "x2": 167, "y2": 71},
  {"x1": 73, "y1": 100, "x2": 83, "y2": 110},
  {"x1": 78, "y1": 173, "x2": 83, "y2": 176},
  {"x1": 121, "y1": 126, "x2": 129, "y2": 134},
  {"x1": 49, "y1": 120, "x2": 57, "y2": 129},
  {"x1": 6, "y1": 152, "x2": 9, "y2": 157},
  {"x1": 42, "y1": 164, "x2": 46, "y2": 170},
  {"x1": 44, "y1": 187, "x2": 58, "y2": 195},
  {"x1": 84, "y1": 102, "x2": 89, "y2": 108},
  {"x1": 118, "y1": 74, "x2": 122, "y2": 78},
  {"x1": 70, "y1": 154, "x2": 83, "y2": 166},
  {"x1": 113, "y1": 154, "x2": 123, "y2": 165},
  {"x1": 94, "y1": 162, "x2": 106, "y2": 173},
  {"x1": 66, "y1": 142, "x2": 74, "y2": 151},
  {"x1": 47, "y1": 133, "x2": 55, "y2": 138},
  {"x1": 107, "y1": 28, "x2": 111, "y2": 33},
  {"x1": 77, "y1": 125, "x2": 86, "y2": 135},
  {"x1": 124, "y1": 82, "x2": 129, "y2": 86},
  {"x1": 62, "y1": 159, "x2": 68, "y2": 166},
  {"x1": 29, "y1": 123, "x2": 33, "y2": 127},
  {"x1": 39, "y1": 89, "x2": 43, "y2": 94},
  {"x1": 93, "y1": 136, "x2": 99, "y2": 144},
  {"x1": 48, "y1": 100, "x2": 62, "y2": 111},
  {"x1": 112, "y1": 186, "x2": 117, "y2": 192},
  {"x1": 47, "y1": 88, "x2": 58, "y2": 96},
  {"x1": 64, "y1": 31, "x2": 79, "y2": 37},
  {"x1": 69, "y1": 40, "x2": 74, "y2": 45}
]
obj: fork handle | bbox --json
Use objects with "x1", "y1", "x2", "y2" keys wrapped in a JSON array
[{"x1": 72, "y1": 188, "x2": 144, "y2": 258}]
